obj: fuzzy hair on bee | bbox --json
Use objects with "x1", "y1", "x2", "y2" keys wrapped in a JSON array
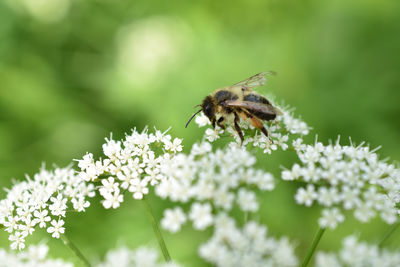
[{"x1": 186, "y1": 72, "x2": 282, "y2": 143}]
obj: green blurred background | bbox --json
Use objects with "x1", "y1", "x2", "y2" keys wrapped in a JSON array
[{"x1": 0, "y1": 0, "x2": 399, "y2": 265}]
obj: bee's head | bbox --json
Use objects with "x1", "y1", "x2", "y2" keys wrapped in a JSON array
[
  {"x1": 201, "y1": 96, "x2": 216, "y2": 123},
  {"x1": 185, "y1": 96, "x2": 216, "y2": 128}
]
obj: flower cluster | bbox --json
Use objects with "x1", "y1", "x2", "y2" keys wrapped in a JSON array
[
  {"x1": 97, "y1": 246, "x2": 182, "y2": 267},
  {"x1": 76, "y1": 127, "x2": 183, "y2": 209},
  {"x1": 194, "y1": 103, "x2": 310, "y2": 154},
  {"x1": 156, "y1": 141, "x2": 275, "y2": 232},
  {"x1": 0, "y1": 243, "x2": 184, "y2": 267},
  {"x1": 315, "y1": 235, "x2": 400, "y2": 267},
  {"x1": 0, "y1": 166, "x2": 95, "y2": 250},
  {"x1": 199, "y1": 214, "x2": 298, "y2": 267},
  {"x1": 282, "y1": 137, "x2": 400, "y2": 229},
  {"x1": 0, "y1": 243, "x2": 73, "y2": 267}
]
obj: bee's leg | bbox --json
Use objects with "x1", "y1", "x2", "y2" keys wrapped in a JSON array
[
  {"x1": 252, "y1": 117, "x2": 270, "y2": 139},
  {"x1": 259, "y1": 123, "x2": 270, "y2": 138},
  {"x1": 217, "y1": 117, "x2": 225, "y2": 130},
  {"x1": 252, "y1": 117, "x2": 269, "y2": 138},
  {"x1": 211, "y1": 118, "x2": 216, "y2": 129},
  {"x1": 241, "y1": 110, "x2": 270, "y2": 139},
  {"x1": 233, "y1": 112, "x2": 244, "y2": 144}
]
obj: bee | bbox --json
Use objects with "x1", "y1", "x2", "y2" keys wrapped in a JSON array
[{"x1": 185, "y1": 72, "x2": 283, "y2": 143}]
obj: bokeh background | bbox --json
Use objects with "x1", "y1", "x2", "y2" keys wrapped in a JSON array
[{"x1": 0, "y1": 0, "x2": 399, "y2": 266}]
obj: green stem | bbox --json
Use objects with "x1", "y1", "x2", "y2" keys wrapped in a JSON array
[
  {"x1": 143, "y1": 196, "x2": 171, "y2": 262},
  {"x1": 61, "y1": 234, "x2": 91, "y2": 267},
  {"x1": 379, "y1": 222, "x2": 399, "y2": 248},
  {"x1": 301, "y1": 227, "x2": 326, "y2": 267}
]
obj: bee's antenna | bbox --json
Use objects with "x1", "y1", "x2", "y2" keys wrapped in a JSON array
[
  {"x1": 194, "y1": 104, "x2": 202, "y2": 108},
  {"x1": 185, "y1": 109, "x2": 202, "y2": 128}
]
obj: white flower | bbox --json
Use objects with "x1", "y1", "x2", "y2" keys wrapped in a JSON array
[
  {"x1": 315, "y1": 252, "x2": 342, "y2": 267},
  {"x1": 0, "y1": 166, "x2": 94, "y2": 250},
  {"x1": 354, "y1": 203, "x2": 375, "y2": 223},
  {"x1": 195, "y1": 113, "x2": 210, "y2": 127},
  {"x1": 18, "y1": 217, "x2": 36, "y2": 236},
  {"x1": 161, "y1": 207, "x2": 187, "y2": 233},
  {"x1": 200, "y1": 216, "x2": 298, "y2": 267},
  {"x1": 129, "y1": 178, "x2": 149, "y2": 199},
  {"x1": 155, "y1": 141, "x2": 275, "y2": 233},
  {"x1": 153, "y1": 128, "x2": 172, "y2": 144},
  {"x1": 293, "y1": 138, "x2": 306, "y2": 151},
  {"x1": 4, "y1": 216, "x2": 19, "y2": 233},
  {"x1": 295, "y1": 184, "x2": 317, "y2": 207},
  {"x1": 76, "y1": 153, "x2": 94, "y2": 171},
  {"x1": 9, "y1": 232, "x2": 27, "y2": 250},
  {"x1": 0, "y1": 243, "x2": 76, "y2": 266},
  {"x1": 132, "y1": 247, "x2": 159, "y2": 267},
  {"x1": 72, "y1": 197, "x2": 90, "y2": 212},
  {"x1": 273, "y1": 238, "x2": 299, "y2": 267},
  {"x1": 103, "y1": 137, "x2": 122, "y2": 161},
  {"x1": 237, "y1": 189, "x2": 259, "y2": 212},
  {"x1": 98, "y1": 246, "x2": 131, "y2": 267},
  {"x1": 97, "y1": 246, "x2": 182, "y2": 267},
  {"x1": 33, "y1": 210, "x2": 51, "y2": 228},
  {"x1": 205, "y1": 128, "x2": 222, "y2": 142},
  {"x1": 282, "y1": 113, "x2": 310, "y2": 135},
  {"x1": 282, "y1": 164, "x2": 302, "y2": 181},
  {"x1": 283, "y1": 137, "x2": 400, "y2": 227},
  {"x1": 144, "y1": 168, "x2": 163, "y2": 186},
  {"x1": 274, "y1": 133, "x2": 289, "y2": 150},
  {"x1": 76, "y1": 127, "x2": 182, "y2": 209},
  {"x1": 317, "y1": 187, "x2": 341, "y2": 206},
  {"x1": 318, "y1": 208, "x2": 345, "y2": 229},
  {"x1": 316, "y1": 235, "x2": 400, "y2": 267},
  {"x1": 341, "y1": 186, "x2": 361, "y2": 210},
  {"x1": 128, "y1": 157, "x2": 145, "y2": 174},
  {"x1": 49, "y1": 194, "x2": 68, "y2": 217},
  {"x1": 102, "y1": 189, "x2": 124, "y2": 209},
  {"x1": 46, "y1": 219, "x2": 65, "y2": 238},
  {"x1": 189, "y1": 203, "x2": 213, "y2": 230},
  {"x1": 164, "y1": 138, "x2": 183, "y2": 153},
  {"x1": 99, "y1": 177, "x2": 119, "y2": 196},
  {"x1": 213, "y1": 188, "x2": 234, "y2": 210},
  {"x1": 191, "y1": 142, "x2": 212, "y2": 155},
  {"x1": 22, "y1": 243, "x2": 49, "y2": 261}
]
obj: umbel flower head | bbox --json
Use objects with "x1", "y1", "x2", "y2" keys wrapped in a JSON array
[
  {"x1": 315, "y1": 235, "x2": 400, "y2": 267},
  {"x1": 97, "y1": 246, "x2": 182, "y2": 267},
  {"x1": 0, "y1": 243, "x2": 183, "y2": 267},
  {"x1": 282, "y1": 137, "x2": 400, "y2": 229},
  {"x1": 194, "y1": 102, "x2": 310, "y2": 154},
  {"x1": 156, "y1": 141, "x2": 275, "y2": 232},
  {"x1": 0, "y1": 243, "x2": 73, "y2": 267},
  {"x1": 199, "y1": 214, "x2": 298, "y2": 267},
  {"x1": 76, "y1": 127, "x2": 183, "y2": 209},
  {"x1": 0, "y1": 166, "x2": 95, "y2": 250}
]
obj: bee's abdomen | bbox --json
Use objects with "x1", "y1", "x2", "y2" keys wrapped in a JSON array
[
  {"x1": 244, "y1": 94, "x2": 270, "y2": 104},
  {"x1": 215, "y1": 90, "x2": 238, "y2": 103},
  {"x1": 252, "y1": 111, "x2": 276, "y2": 121},
  {"x1": 244, "y1": 94, "x2": 276, "y2": 120}
]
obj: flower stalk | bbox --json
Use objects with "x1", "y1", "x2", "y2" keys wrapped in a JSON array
[
  {"x1": 379, "y1": 222, "x2": 399, "y2": 248},
  {"x1": 61, "y1": 234, "x2": 91, "y2": 267},
  {"x1": 301, "y1": 227, "x2": 326, "y2": 267},
  {"x1": 143, "y1": 196, "x2": 171, "y2": 262}
]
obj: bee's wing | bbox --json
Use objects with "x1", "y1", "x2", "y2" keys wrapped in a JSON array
[
  {"x1": 232, "y1": 71, "x2": 276, "y2": 89},
  {"x1": 224, "y1": 100, "x2": 282, "y2": 115}
]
